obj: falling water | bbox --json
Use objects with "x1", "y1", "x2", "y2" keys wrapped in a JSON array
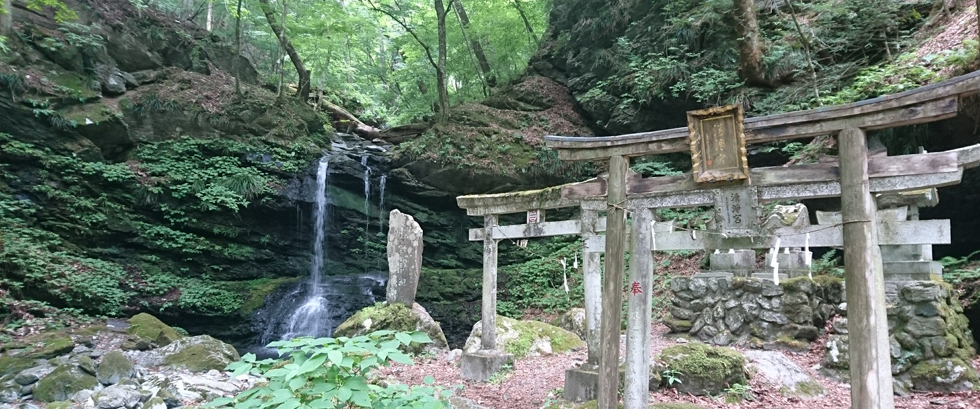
[
  {"x1": 250, "y1": 156, "x2": 388, "y2": 355},
  {"x1": 280, "y1": 157, "x2": 330, "y2": 340},
  {"x1": 378, "y1": 174, "x2": 387, "y2": 229},
  {"x1": 361, "y1": 156, "x2": 371, "y2": 260}
]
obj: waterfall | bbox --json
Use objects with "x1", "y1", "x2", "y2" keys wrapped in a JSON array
[
  {"x1": 249, "y1": 155, "x2": 388, "y2": 356},
  {"x1": 361, "y1": 156, "x2": 371, "y2": 260},
  {"x1": 279, "y1": 157, "x2": 331, "y2": 340},
  {"x1": 378, "y1": 174, "x2": 387, "y2": 229}
]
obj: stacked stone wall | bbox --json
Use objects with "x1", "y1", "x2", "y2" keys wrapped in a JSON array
[
  {"x1": 665, "y1": 276, "x2": 842, "y2": 347},
  {"x1": 666, "y1": 276, "x2": 979, "y2": 393},
  {"x1": 822, "y1": 280, "x2": 978, "y2": 394}
]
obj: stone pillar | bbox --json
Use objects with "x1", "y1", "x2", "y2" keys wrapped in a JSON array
[
  {"x1": 460, "y1": 214, "x2": 513, "y2": 381},
  {"x1": 386, "y1": 210, "x2": 423, "y2": 306},
  {"x1": 564, "y1": 206, "x2": 603, "y2": 402},
  {"x1": 624, "y1": 207, "x2": 653, "y2": 409},
  {"x1": 480, "y1": 214, "x2": 498, "y2": 351},
  {"x1": 709, "y1": 249, "x2": 756, "y2": 276}
]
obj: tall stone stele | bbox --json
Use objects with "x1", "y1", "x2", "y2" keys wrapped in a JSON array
[{"x1": 386, "y1": 209, "x2": 423, "y2": 306}]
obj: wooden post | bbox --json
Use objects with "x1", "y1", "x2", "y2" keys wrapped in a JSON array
[
  {"x1": 481, "y1": 214, "x2": 499, "y2": 350},
  {"x1": 581, "y1": 207, "x2": 603, "y2": 367},
  {"x1": 839, "y1": 127, "x2": 895, "y2": 409},
  {"x1": 624, "y1": 207, "x2": 653, "y2": 409},
  {"x1": 599, "y1": 155, "x2": 628, "y2": 409}
]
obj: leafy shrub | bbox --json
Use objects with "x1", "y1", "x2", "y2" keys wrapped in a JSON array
[{"x1": 208, "y1": 331, "x2": 453, "y2": 409}]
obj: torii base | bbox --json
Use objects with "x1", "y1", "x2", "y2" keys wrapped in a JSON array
[
  {"x1": 563, "y1": 364, "x2": 599, "y2": 402},
  {"x1": 460, "y1": 350, "x2": 514, "y2": 382}
]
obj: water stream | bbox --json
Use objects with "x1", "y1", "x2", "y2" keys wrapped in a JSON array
[{"x1": 249, "y1": 156, "x2": 387, "y2": 355}]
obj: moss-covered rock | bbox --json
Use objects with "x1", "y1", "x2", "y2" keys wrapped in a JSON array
[
  {"x1": 463, "y1": 315, "x2": 583, "y2": 358},
  {"x1": 96, "y1": 350, "x2": 135, "y2": 385},
  {"x1": 658, "y1": 342, "x2": 747, "y2": 396},
  {"x1": 44, "y1": 401, "x2": 74, "y2": 409},
  {"x1": 910, "y1": 358, "x2": 979, "y2": 392},
  {"x1": 127, "y1": 313, "x2": 182, "y2": 348},
  {"x1": 551, "y1": 308, "x2": 587, "y2": 340},
  {"x1": 161, "y1": 335, "x2": 240, "y2": 372},
  {"x1": 143, "y1": 396, "x2": 168, "y2": 409},
  {"x1": 21, "y1": 334, "x2": 75, "y2": 360},
  {"x1": 33, "y1": 364, "x2": 99, "y2": 402},
  {"x1": 335, "y1": 302, "x2": 449, "y2": 354},
  {"x1": 0, "y1": 356, "x2": 35, "y2": 376}
]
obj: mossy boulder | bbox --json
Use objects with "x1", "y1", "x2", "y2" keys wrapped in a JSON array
[
  {"x1": 33, "y1": 364, "x2": 99, "y2": 402},
  {"x1": 463, "y1": 315, "x2": 584, "y2": 358},
  {"x1": 551, "y1": 308, "x2": 587, "y2": 340},
  {"x1": 161, "y1": 335, "x2": 240, "y2": 372},
  {"x1": 658, "y1": 342, "x2": 747, "y2": 396},
  {"x1": 21, "y1": 334, "x2": 75, "y2": 360},
  {"x1": 0, "y1": 356, "x2": 36, "y2": 376},
  {"x1": 127, "y1": 313, "x2": 182, "y2": 348},
  {"x1": 96, "y1": 350, "x2": 135, "y2": 385},
  {"x1": 910, "y1": 358, "x2": 979, "y2": 392},
  {"x1": 335, "y1": 302, "x2": 449, "y2": 354}
]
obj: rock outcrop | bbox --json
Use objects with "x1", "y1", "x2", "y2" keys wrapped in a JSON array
[{"x1": 463, "y1": 315, "x2": 583, "y2": 358}]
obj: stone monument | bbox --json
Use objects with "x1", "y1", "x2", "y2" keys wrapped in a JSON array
[{"x1": 386, "y1": 209, "x2": 423, "y2": 306}]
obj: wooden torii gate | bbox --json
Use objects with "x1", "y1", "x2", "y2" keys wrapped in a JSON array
[{"x1": 457, "y1": 70, "x2": 980, "y2": 409}]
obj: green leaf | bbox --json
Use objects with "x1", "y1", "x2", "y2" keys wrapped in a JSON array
[
  {"x1": 351, "y1": 390, "x2": 372, "y2": 407},
  {"x1": 328, "y1": 349, "x2": 344, "y2": 366},
  {"x1": 395, "y1": 332, "x2": 412, "y2": 345},
  {"x1": 423, "y1": 375, "x2": 435, "y2": 385},
  {"x1": 204, "y1": 397, "x2": 234, "y2": 407},
  {"x1": 388, "y1": 351, "x2": 414, "y2": 365},
  {"x1": 410, "y1": 332, "x2": 432, "y2": 343},
  {"x1": 337, "y1": 386, "x2": 353, "y2": 402},
  {"x1": 344, "y1": 376, "x2": 369, "y2": 391},
  {"x1": 287, "y1": 376, "x2": 306, "y2": 391},
  {"x1": 298, "y1": 354, "x2": 328, "y2": 374}
]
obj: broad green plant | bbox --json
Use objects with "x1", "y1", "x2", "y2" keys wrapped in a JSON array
[{"x1": 208, "y1": 331, "x2": 452, "y2": 409}]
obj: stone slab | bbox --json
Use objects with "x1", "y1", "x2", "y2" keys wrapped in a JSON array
[
  {"x1": 882, "y1": 261, "x2": 941, "y2": 281},
  {"x1": 387, "y1": 210, "x2": 423, "y2": 306},
  {"x1": 752, "y1": 272, "x2": 788, "y2": 281},
  {"x1": 563, "y1": 366, "x2": 599, "y2": 402},
  {"x1": 460, "y1": 350, "x2": 514, "y2": 382},
  {"x1": 744, "y1": 350, "x2": 825, "y2": 398},
  {"x1": 710, "y1": 250, "x2": 756, "y2": 271}
]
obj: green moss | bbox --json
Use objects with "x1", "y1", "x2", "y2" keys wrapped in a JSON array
[
  {"x1": 231, "y1": 276, "x2": 302, "y2": 315},
  {"x1": 659, "y1": 342, "x2": 746, "y2": 386},
  {"x1": 775, "y1": 335, "x2": 809, "y2": 350},
  {"x1": 811, "y1": 274, "x2": 843, "y2": 288},
  {"x1": 127, "y1": 313, "x2": 181, "y2": 347},
  {"x1": 0, "y1": 356, "x2": 35, "y2": 376},
  {"x1": 162, "y1": 336, "x2": 240, "y2": 372},
  {"x1": 22, "y1": 334, "x2": 74, "y2": 359},
  {"x1": 61, "y1": 102, "x2": 119, "y2": 125},
  {"x1": 780, "y1": 276, "x2": 813, "y2": 293},
  {"x1": 780, "y1": 380, "x2": 825, "y2": 397},
  {"x1": 73, "y1": 324, "x2": 108, "y2": 337},
  {"x1": 334, "y1": 302, "x2": 449, "y2": 351},
  {"x1": 911, "y1": 358, "x2": 980, "y2": 383},
  {"x1": 44, "y1": 402, "x2": 73, "y2": 409},
  {"x1": 33, "y1": 364, "x2": 99, "y2": 402},
  {"x1": 495, "y1": 316, "x2": 584, "y2": 358}
]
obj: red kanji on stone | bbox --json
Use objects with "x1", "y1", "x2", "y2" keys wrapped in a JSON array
[{"x1": 630, "y1": 282, "x2": 642, "y2": 296}]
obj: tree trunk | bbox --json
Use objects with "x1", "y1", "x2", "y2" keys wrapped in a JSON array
[
  {"x1": 732, "y1": 0, "x2": 771, "y2": 86},
  {"x1": 277, "y1": 0, "x2": 287, "y2": 98},
  {"x1": 511, "y1": 0, "x2": 535, "y2": 40},
  {"x1": 1, "y1": 0, "x2": 12, "y2": 37},
  {"x1": 206, "y1": 0, "x2": 213, "y2": 31},
  {"x1": 234, "y1": 0, "x2": 243, "y2": 96},
  {"x1": 435, "y1": 0, "x2": 450, "y2": 123},
  {"x1": 454, "y1": 0, "x2": 495, "y2": 88},
  {"x1": 258, "y1": 0, "x2": 311, "y2": 98},
  {"x1": 976, "y1": 0, "x2": 980, "y2": 55}
]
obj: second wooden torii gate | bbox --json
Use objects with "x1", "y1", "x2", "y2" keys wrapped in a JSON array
[{"x1": 457, "y1": 70, "x2": 980, "y2": 409}]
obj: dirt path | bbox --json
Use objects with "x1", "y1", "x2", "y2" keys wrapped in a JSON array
[{"x1": 381, "y1": 323, "x2": 980, "y2": 409}]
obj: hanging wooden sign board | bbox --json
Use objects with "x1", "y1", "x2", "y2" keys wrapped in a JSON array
[{"x1": 688, "y1": 105, "x2": 750, "y2": 184}]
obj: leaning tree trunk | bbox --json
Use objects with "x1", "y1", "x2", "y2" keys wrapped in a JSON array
[
  {"x1": 435, "y1": 0, "x2": 450, "y2": 123},
  {"x1": 732, "y1": 0, "x2": 771, "y2": 86},
  {"x1": 1, "y1": 0, "x2": 12, "y2": 37},
  {"x1": 454, "y1": 0, "x2": 495, "y2": 88},
  {"x1": 206, "y1": 0, "x2": 213, "y2": 31},
  {"x1": 512, "y1": 0, "x2": 535, "y2": 42},
  {"x1": 257, "y1": 0, "x2": 311, "y2": 98},
  {"x1": 234, "y1": 0, "x2": 243, "y2": 96}
]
